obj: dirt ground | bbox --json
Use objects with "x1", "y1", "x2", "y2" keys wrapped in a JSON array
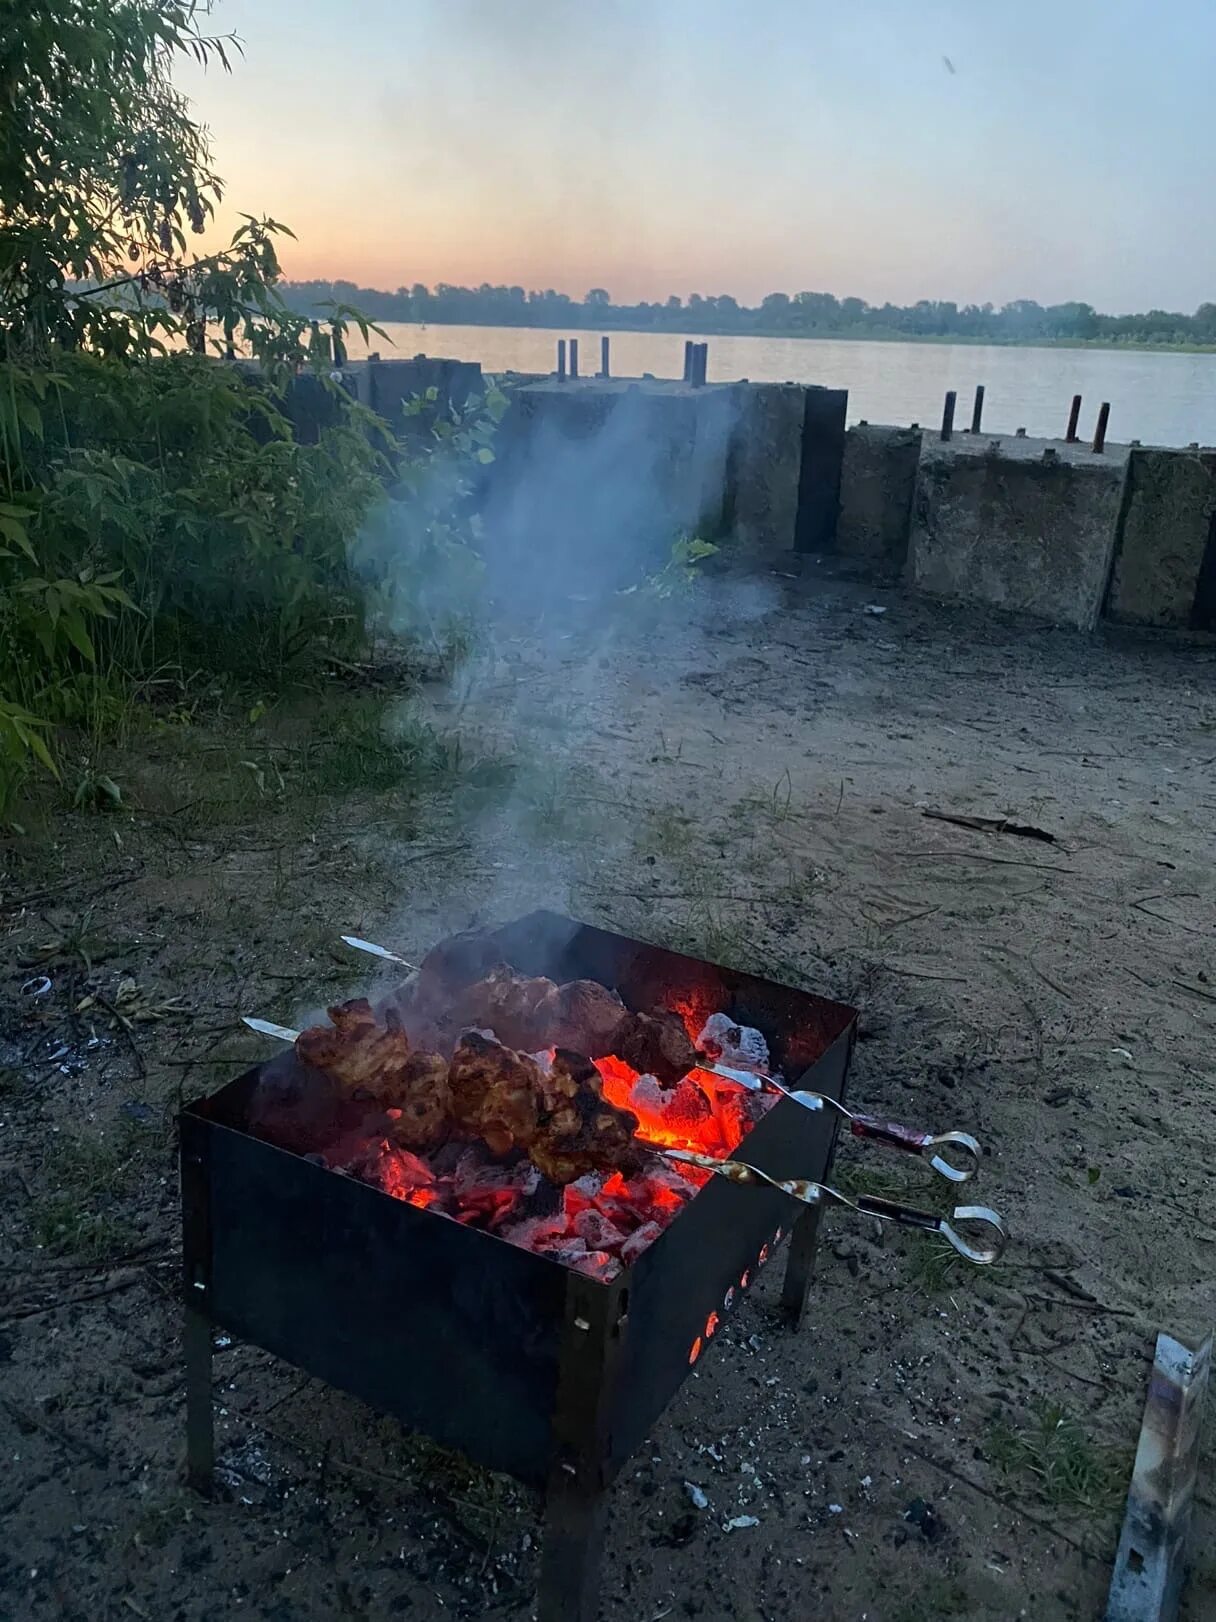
[{"x1": 2, "y1": 562, "x2": 1214, "y2": 1622}]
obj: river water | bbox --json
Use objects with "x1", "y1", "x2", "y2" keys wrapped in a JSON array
[{"x1": 344, "y1": 320, "x2": 1216, "y2": 448}]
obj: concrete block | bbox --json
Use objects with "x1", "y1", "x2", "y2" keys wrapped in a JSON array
[
  {"x1": 352, "y1": 356, "x2": 483, "y2": 423},
  {"x1": 727, "y1": 384, "x2": 805, "y2": 550},
  {"x1": 837, "y1": 424, "x2": 922, "y2": 572},
  {"x1": 1106, "y1": 447, "x2": 1216, "y2": 627},
  {"x1": 907, "y1": 435, "x2": 1128, "y2": 631},
  {"x1": 483, "y1": 379, "x2": 736, "y2": 603}
]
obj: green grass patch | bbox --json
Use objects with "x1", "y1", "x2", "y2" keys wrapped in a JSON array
[
  {"x1": 30, "y1": 1197, "x2": 135, "y2": 1262},
  {"x1": 29, "y1": 1127, "x2": 141, "y2": 1261},
  {"x1": 988, "y1": 1403, "x2": 1125, "y2": 1514}
]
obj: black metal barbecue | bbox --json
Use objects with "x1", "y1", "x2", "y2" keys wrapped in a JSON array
[{"x1": 179, "y1": 910, "x2": 860, "y2": 1619}]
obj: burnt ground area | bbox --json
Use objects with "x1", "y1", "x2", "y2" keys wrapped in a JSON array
[{"x1": 2, "y1": 562, "x2": 1215, "y2": 1622}]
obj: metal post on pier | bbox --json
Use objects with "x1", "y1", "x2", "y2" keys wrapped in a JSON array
[
  {"x1": 970, "y1": 384, "x2": 985, "y2": 434},
  {"x1": 569, "y1": 338, "x2": 579, "y2": 379},
  {"x1": 689, "y1": 343, "x2": 708, "y2": 387},
  {"x1": 940, "y1": 390, "x2": 957, "y2": 442},
  {"x1": 600, "y1": 336, "x2": 610, "y2": 378},
  {"x1": 557, "y1": 339, "x2": 567, "y2": 381},
  {"x1": 1092, "y1": 402, "x2": 1110, "y2": 454},
  {"x1": 683, "y1": 340, "x2": 694, "y2": 382},
  {"x1": 1066, "y1": 394, "x2": 1082, "y2": 443}
]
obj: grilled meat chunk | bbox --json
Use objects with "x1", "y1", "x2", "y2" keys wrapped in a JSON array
[
  {"x1": 386, "y1": 1049, "x2": 452, "y2": 1151},
  {"x1": 448, "y1": 964, "x2": 562, "y2": 1053},
  {"x1": 552, "y1": 979, "x2": 628, "y2": 1053},
  {"x1": 528, "y1": 1048, "x2": 641, "y2": 1186},
  {"x1": 609, "y1": 1010, "x2": 699, "y2": 1087},
  {"x1": 293, "y1": 999, "x2": 449, "y2": 1147},
  {"x1": 448, "y1": 1031, "x2": 542, "y2": 1156},
  {"x1": 295, "y1": 999, "x2": 415, "y2": 1103}
]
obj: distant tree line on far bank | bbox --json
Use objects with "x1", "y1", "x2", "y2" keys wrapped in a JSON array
[{"x1": 278, "y1": 281, "x2": 1216, "y2": 347}]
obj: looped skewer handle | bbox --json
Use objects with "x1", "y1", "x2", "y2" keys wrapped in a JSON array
[
  {"x1": 660, "y1": 1147, "x2": 1007, "y2": 1266},
  {"x1": 760, "y1": 1078, "x2": 982, "y2": 1184},
  {"x1": 848, "y1": 1194, "x2": 1008, "y2": 1265},
  {"x1": 844, "y1": 1116, "x2": 981, "y2": 1184}
]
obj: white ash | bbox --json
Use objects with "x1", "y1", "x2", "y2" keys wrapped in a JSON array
[
  {"x1": 628, "y1": 1073, "x2": 671, "y2": 1113},
  {"x1": 696, "y1": 1012, "x2": 770, "y2": 1074},
  {"x1": 620, "y1": 1220, "x2": 663, "y2": 1264}
]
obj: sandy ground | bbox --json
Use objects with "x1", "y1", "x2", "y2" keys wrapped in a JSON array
[{"x1": 2, "y1": 563, "x2": 1214, "y2": 1622}]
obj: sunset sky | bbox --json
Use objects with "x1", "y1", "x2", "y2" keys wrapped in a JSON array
[{"x1": 179, "y1": 0, "x2": 1216, "y2": 312}]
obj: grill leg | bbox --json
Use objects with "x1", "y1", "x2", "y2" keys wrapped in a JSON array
[
  {"x1": 539, "y1": 1471, "x2": 607, "y2": 1622},
  {"x1": 184, "y1": 1304, "x2": 214, "y2": 1492},
  {"x1": 780, "y1": 1203, "x2": 824, "y2": 1330}
]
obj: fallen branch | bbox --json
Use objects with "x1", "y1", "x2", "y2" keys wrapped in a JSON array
[
  {"x1": 0, "y1": 1394, "x2": 109, "y2": 1467},
  {"x1": 0, "y1": 1270, "x2": 144, "y2": 1325},
  {"x1": 890, "y1": 1434, "x2": 1101, "y2": 1558},
  {"x1": 0, "y1": 871, "x2": 141, "y2": 915},
  {"x1": 1172, "y1": 978, "x2": 1216, "y2": 1005},
  {"x1": 923, "y1": 808, "x2": 1057, "y2": 844},
  {"x1": 1022, "y1": 1290, "x2": 1137, "y2": 1319},
  {"x1": 895, "y1": 850, "x2": 1075, "y2": 874}
]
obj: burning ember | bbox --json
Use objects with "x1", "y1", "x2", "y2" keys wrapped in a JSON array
[{"x1": 248, "y1": 955, "x2": 777, "y2": 1283}]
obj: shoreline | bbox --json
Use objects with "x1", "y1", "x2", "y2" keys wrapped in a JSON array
[{"x1": 320, "y1": 316, "x2": 1216, "y2": 358}]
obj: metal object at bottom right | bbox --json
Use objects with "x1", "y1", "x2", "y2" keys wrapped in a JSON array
[{"x1": 1105, "y1": 1329, "x2": 1212, "y2": 1622}]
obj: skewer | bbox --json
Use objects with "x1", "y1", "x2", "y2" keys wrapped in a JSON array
[
  {"x1": 659, "y1": 1146, "x2": 1007, "y2": 1265},
  {"x1": 315, "y1": 948, "x2": 983, "y2": 1184},
  {"x1": 743, "y1": 1075, "x2": 981, "y2": 1184},
  {"x1": 340, "y1": 935, "x2": 418, "y2": 971},
  {"x1": 693, "y1": 1058, "x2": 979, "y2": 1181},
  {"x1": 239, "y1": 1013, "x2": 1006, "y2": 1265},
  {"x1": 242, "y1": 1016, "x2": 301, "y2": 1042}
]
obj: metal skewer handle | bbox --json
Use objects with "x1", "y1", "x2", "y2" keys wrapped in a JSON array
[
  {"x1": 757, "y1": 1076, "x2": 981, "y2": 1184},
  {"x1": 661, "y1": 1147, "x2": 1007, "y2": 1265}
]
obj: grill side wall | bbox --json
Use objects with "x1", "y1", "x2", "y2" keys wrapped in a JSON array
[{"x1": 193, "y1": 1114, "x2": 567, "y2": 1486}]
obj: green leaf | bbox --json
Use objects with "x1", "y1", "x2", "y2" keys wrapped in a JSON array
[
  {"x1": 0, "y1": 515, "x2": 37, "y2": 561},
  {"x1": 60, "y1": 610, "x2": 96, "y2": 663},
  {"x1": 22, "y1": 725, "x2": 58, "y2": 775}
]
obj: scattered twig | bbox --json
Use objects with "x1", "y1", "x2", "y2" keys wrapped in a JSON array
[
  {"x1": 0, "y1": 1394, "x2": 109, "y2": 1467},
  {"x1": 893, "y1": 1436, "x2": 1100, "y2": 1558},
  {"x1": 923, "y1": 808, "x2": 1057, "y2": 844},
  {"x1": 393, "y1": 841, "x2": 471, "y2": 870},
  {"x1": 1172, "y1": 978, "x2": 1216, "y2": 1005},
  {"x1": 0, "y1": 1270, "x2": 144, "y2": 1325},
  {"x1": 865, "y1": 904, "x2": 942, "y2": 934},
  {"x1": 0, "y1": 871, "x2": 141, "y2": 915},
  {"x1": 1042, "y1": 1357, "x2": 1112, "y2": 1392},
  {"x1": 0, "y1": 1240, "x2": 167, "y2": 1276},
  {"x1": 88, "y1": 991, "x2": 147, "y2": 1078},
  {"x1": 329, "y1": 1454, "x2": 415, "y2": 1495},
  {"x1": 1130, "y1": 894, "x2": 1204, "y2": 934},
  {"x1": 895, "y1": 850, "x2": 1075, "y2": 874},
  {"x1": 870, "y1": 961, "x2": 967, "y2": 983},
  {"x1": 1021, "y1": 1291, "x2": 1137, "y2": 1319},
  {"x1": 588, "y1": 890, "x2": 771, "y2": 902},
  {"x1": 1043, "y1": 1270, "x2": 1099, "y2": 1304}
]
